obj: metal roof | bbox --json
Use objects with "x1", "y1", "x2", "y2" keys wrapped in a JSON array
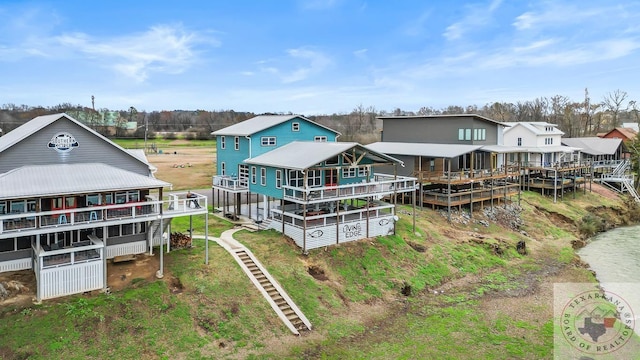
[
  {"x1": 367, "y1": 142, "x2": 483, "y2": 159},
  {"x1": 0, "y1": 113, "x2": 150, "y2": 169},
  {"x1": 244, "y1": 141, "x2": 403, "y2": 170},
  {"x1": 503, "y1": 122, "x2": 564, "y2": 136},
  {"x1": 517, "y1": 145, "x2": 580, "y2": 153},
  {"x1": 211, "y1": 115, "x2": 341, "y2": 136},
  {"x1": 126, "y1": 149, "x2": 157, "y2": 173},
  {"x1": 376, "y1": 114, "x2": 507, "y2": 126},
  {"x1": 479, "y1": 145, "x2": 527, "y2": 153},
  {"x1": 0, "y1": 163, "x2": 170, "y2": 200},
  {"x1": 562, "y1": 137, "x2": 623, "y2": 156}
]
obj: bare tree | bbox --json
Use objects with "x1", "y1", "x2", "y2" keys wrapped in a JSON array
[{"x1": 602, "y1": 89, "x2": 628, "y2": 128}]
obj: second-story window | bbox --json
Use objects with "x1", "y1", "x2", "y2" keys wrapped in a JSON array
[
  {"x1": 251, "y1": 166, "x2": 257, "y2": 184},
  {"x1": 261, "y1": 168, "x2": 266, "y2": 186},
  {"x1": 276, "y1": 170, "x2": 282, "y2": 189},
  {"x1": 314, "y1": 136, "x2": 327, "y2": 142},
  {"x1": 517, "y1": 137, "x2": 522, "y2": 146},
  {"x1": 292, "y1": 122, "x2": 300, "y2": 132},
  {"x1": 220, "y1": 136, "x2": 226, "y2": 149},
  {"x1": 234, "y1": 136, "x2": 239, "y2": 150},
  {"x1": 220, "y1": 162, "x2": 226, "y2": 175},
  {"x1": 261, "y1": 136, "x2": 276, "y2": 146}
]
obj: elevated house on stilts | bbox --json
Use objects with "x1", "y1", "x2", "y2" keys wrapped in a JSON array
[
  {"x1": 0, "y1": 113, "x2": 208, "y2": 301},
  {"x1": 211, "y1": 115, "x2": 417, "y2": 252}
]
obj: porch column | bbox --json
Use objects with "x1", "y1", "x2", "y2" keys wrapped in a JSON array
[
  {"x1": 156, "y1": 187, "x2": 164, "y2": 279},
  {"x1": 447, "y1": 159, "x2": 452, "y2": 222},
  {"x1": 103, "y1": 225, "x2": 108, "y2": 293},
  {"x1": 263, "y1": 195, "x2": 268, "y2": 221},
  {"x1": 205, "y1": 211, "x2": 209, "y2": 265}
]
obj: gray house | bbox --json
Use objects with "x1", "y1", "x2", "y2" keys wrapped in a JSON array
[
  {"x1": 0, "y1": 113, "x2": 208, "y2": 301},
  {"x1": 371, "y1": 114, "x2": 521, "y2": 216}
]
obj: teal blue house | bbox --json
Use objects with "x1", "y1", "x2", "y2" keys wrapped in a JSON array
[{"x1": 212, "y1": 115, "x2": 417, "y2": 252}]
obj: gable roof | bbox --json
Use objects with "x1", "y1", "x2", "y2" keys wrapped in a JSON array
[
  {"x1": 562, "y1": 137, "x2": 624, "y2": 156},
  {"x1": 503, "y1": 122, "x2": 564, "y2": 136},
  {"x1": 600, "y1": 127, "x2": 637, "y2": 140},
  {"x1": 0, "y1": 163, "x2": 169, "y2": 200},
  {"x1": 211, "y1": 115, "x2": 340, "y2": 137},
  {"x1": 376, "y1": 114, "x2": 507, "y2": 127},
  {"x1": 244, "y1": 141, "x2": 402, "y2": 170},
  {"x1": 0, "y1": 113, "x2": 151, "y2": 170}
]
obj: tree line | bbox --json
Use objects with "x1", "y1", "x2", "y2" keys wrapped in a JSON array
[{"x1": 1, "y1": 88, "x2": 638, "y2": 144}]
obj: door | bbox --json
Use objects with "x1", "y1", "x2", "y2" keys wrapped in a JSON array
[
  {"x1": 325, "y1": 168, "x2": 338, "y2": 187},
  {"x1": 52, "y1": 196, "x2": 77, "y2": 223}
]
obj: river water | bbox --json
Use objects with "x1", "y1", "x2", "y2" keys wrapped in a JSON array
[{"x1": 577, "y1": 225, "x2": 640, "y2": 334}]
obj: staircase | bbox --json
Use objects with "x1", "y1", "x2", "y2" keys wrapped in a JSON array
[
  {"x1": 232, "y1": 247, "x2": 312, "y2": 335},
  {"x1": 595, "y1": 160, "x2": 640, "y2": 202}
]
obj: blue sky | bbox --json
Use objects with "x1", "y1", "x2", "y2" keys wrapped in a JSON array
[{"x1": 1, "y1": 0, "x2": 639, "y2": 115}]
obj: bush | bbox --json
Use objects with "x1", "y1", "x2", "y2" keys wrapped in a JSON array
[
  {"x1": 578, "y1": 214, "x2": 603, "y2": 237},
  {"x1": 164, "y1": 132, "x2": 177, "y2": 140}
]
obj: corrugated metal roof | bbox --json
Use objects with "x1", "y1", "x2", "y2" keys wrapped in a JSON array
[
  {"x1": 244, "y1": 141, "x2": 403, "y2": 170},
  {"x1": 503, "y1": 122, "x2": 564, "y2": 136},
  {"x1": 562, "y1": 137, "x2": 623, "y2": 156},
  {"x1": 480, "y1": 145, "x2": 526, "y2": 153},
  {"x1": 0, "y1": 113, "x2": 150, "y2": 168},
  {"x1": 518, "y1": 145, "x2": 580, "y2": 153},
  {"x1": 211, "y1": 115, "x2": 341, "y2": 136},
  {"x1": 0, "y1": 163, "x2": 170, "y2": 200},
  {"x1": 377, "y1": 114, "x2": 507, "y2": 126},
  {"x1": 367, "y1": 142, "x2": 482, "y2": 159}
]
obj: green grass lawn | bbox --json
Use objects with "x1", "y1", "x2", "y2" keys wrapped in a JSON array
[{"x1": 1, "y1": 190, "x2": 636, "y2": 359}]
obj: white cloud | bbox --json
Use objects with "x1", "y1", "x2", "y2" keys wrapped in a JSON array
[
  {"x1": 281, "y1": 48, "x2": 331, "y2": 83},
  {"x1": 443, "y1": 0, "x2": 503, "y2": 41},
  {"x1": 55, "y1": 24, "x2": 217, "y2": 82}
]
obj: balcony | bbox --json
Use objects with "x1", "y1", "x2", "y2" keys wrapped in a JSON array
[
  {"x1": 213, "y1": 175, "x2": 248, "y2": 192},
  {"x1": 0, "y1": 193, "x2": 208, "y2": 236},
  {"x1": 283, "y1": 173, "x2": 417, "y2": 204}
]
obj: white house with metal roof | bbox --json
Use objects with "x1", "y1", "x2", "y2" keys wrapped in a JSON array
[
  {"x1": 502, "y1": 122, "x2": 579, "y2": 167},
  {"x1": 212, "y1": 115, "x2": 417, "y2": 252},
  {"x1": 0, "y1": 113, "x2": 208, "y2": 301}
]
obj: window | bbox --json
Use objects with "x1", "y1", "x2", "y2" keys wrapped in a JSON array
[
  {"x1": 261, "y1": 136, "x2": 276, "y2": 146},
  {"x1": 429, "y1": 159, "x2": 435, "y2": 172},
  {"x1": 465, "y1": 129, "x2": 471, "y2": 140},
  {"x1": 86, "y1": 194, "x2": 101, "y2": 206},
  {"x1": 358, "y1": 166, "x2": 368, "y2": 177},
  {"x1": 474, "y1": 128, "x2": 486, "y2": 141},
  {"x1": 314, "y1": 136, "x2": 327, "y2": 142},
  {"x1": 517, "y1": 137, "x2": 522, "y2": 146},
  {"x1": 0, "y1": 201, "x2": 6, "y2": 215},
  {"x1": 307, "y1": 170, "x2": 322, "y2": 187},
  {"x1": 342, "y1": 167, "x2": 357, "y2": 178},
  {"x1": 289, "y1": 170, "x2": 304, "y2": 187},
  {"x1": 220, "y1": 136, "x2": 226, "y2": 149},
  {"x1": 260, "y1": 168, "x2": 266, "y2": 186},
  {"x1": 457, "y1": 128, "x2": 472, "y2": 140},
  {"x1": 251, "y1": 166, "x2": 257, "y2": 184},
  {"x1": 220, "y1": 162, "x2": 226, "y2": 175},
  {"x1": 115, "y1": 190, "x2": 140, "y2": 204},
  {"x1": 292, "y1": 122, "x2": 300, "y2": 131},
  {"x1": 234, "y1": 136, "x2": 239, "y2": 150},
  {"x1": 239, "y1": 164, "x2": 249, "y2": 186},
  {"x1": 276, "y1": 170, "x2": 282, "y2": 189},
  {"x1": 458, "y1": 129, "x2": 465, "y2": 140},
  {"x1": 325, "y1": 156, "x2": 340, "y2": 166}
]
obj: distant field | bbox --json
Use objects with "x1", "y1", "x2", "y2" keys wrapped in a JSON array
[{"x1": 113, "y1": 139, "x2": 216, "y2": 190}]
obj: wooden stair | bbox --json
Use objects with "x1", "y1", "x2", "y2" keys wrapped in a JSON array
[{"x1": 235, "y1": 249, "x2": 311, "y2": 334}]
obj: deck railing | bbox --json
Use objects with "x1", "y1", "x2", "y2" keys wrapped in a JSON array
[
  {"x1": 413, "y1": 166, "x2": 520, "y2": 182},
  {"x1": 0, "y1": 194, "x2": 207, "y2": 235},
  {"x1": 212, "y1": 175, "x2": 248, "y2": 192},
  {"x1": 283, "y1": 174, "x2": 416, "y2": 204},
  {"x1": 270, "y1": 203, "x2": 394, "y2": 229}
]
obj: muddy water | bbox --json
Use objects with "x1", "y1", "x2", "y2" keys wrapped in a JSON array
[{"x1": 577, "y1": 225, "x2": 640, "y2": 334}]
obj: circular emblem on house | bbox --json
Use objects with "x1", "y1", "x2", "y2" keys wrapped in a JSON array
[
  {"x1": 48, "y1": 132, "x2": 79, "y2": 153},
  {"x1": 560, "y1": 289, "x2": 635, "y2": 355}
]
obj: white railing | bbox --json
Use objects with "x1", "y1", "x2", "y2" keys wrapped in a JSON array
[
  {"x1": 270, "y1": 204, "x2": 394, "y2": 229},
  {"x1": 213, "y1": 175, "x2": 248, "y2": 192},
  {"x1": 0, "y1": 194, "x2": 208, "y2": 235},
  {"x1": 283, "y1": 174, "x2": 417, "y2": 204}
]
